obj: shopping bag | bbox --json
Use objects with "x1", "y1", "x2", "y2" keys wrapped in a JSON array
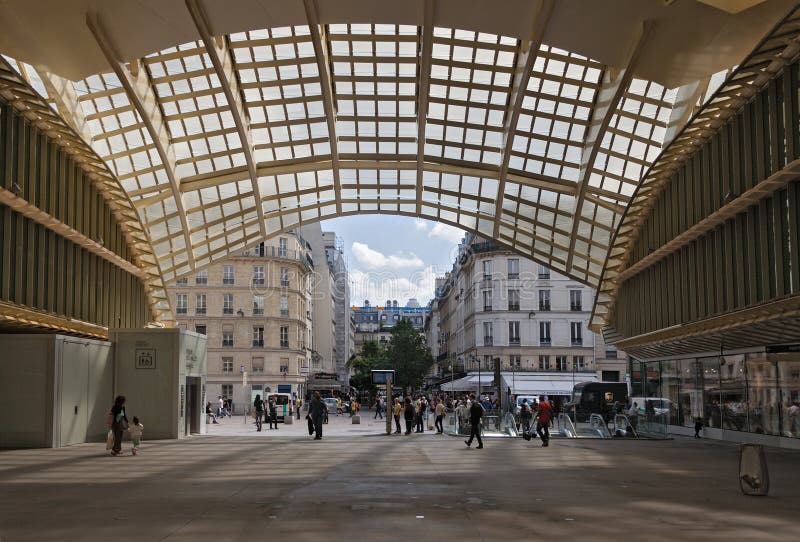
[
  {"x1": 106, "y1": 430, "x2": 114, "y2": 450},
  {"x1": 307, "y1": 415, "x2": 314, "y2": 436}
]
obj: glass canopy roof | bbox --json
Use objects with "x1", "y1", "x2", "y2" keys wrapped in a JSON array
[{"x1": 2, "y1": 13, "x2": 756, "y2": 326}]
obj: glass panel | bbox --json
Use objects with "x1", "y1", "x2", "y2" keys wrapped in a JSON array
[
  {"x1": 679, "y1": 358, "x2": 702, "y2": 429},
  {"x1": 719, "y1": 354, "x2": 746, "y2": 432},
  {"x1": 660, "y1": 360, "x2": 680, "y2": 426},
  {"x1": 778, "y1": 358, "x2": 800, "y2": 438},
  {"x1": 745, "y1": 353, "x2": 779, "y2": 436},
  {"x1": 699, "y1": 357, "x2": 721, "y2": 429}
]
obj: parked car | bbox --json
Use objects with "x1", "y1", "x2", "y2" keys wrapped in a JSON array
[{"x1": 323, "y1": 398, "x2": 339, "y2": 414}]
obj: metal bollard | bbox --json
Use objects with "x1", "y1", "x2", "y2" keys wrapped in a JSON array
[{"x1": 739, "y1": 444, "x2": 769, "y2": 496}]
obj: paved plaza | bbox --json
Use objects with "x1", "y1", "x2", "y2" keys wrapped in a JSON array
[{"x1": 1, "y1": 415, "x2": 799, "y2": 541}]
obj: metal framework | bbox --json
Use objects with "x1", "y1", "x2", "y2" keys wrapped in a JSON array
[{"x1": 2, "y1": 1, "x2": 796, "y2": 332}]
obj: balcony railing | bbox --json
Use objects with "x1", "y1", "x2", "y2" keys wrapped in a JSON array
[
  {"x1": 509, "y1": 338, "x2": 521, "y2": 346},
  {"x1": 222, "y1": 341, "x2": 234, "y2": 348},
  {"x1": 540, "y1": 339, "x2": 551, "y2": 346},
  {"x1": 252, "y1": 340, "x2": 264, "y2": 348},
  {"x1": 280, "y1": 342, "x2": 289, "y2": 349},
  {"x1": 508, "y1": 303, "x2": 520, "y2": 311},
  {"x1": 483, "y1": 337, "x2": 493, "y2": 346},
  {"x1": 242, "y1": 245, "x2": 309, "y2": 263},
  {"x1": 538, "y1": 273, "x2": 550, "y2": 279},
  {"x1": 483, "y1": 305, "x2": 492, "y2": 312},
  {"x1": 539, "y1": 303, "x2": 551, "y2": 311},
  {"x1": 195, "y1": 308, "x2": 206, "y2": 315},
  {"x1": 571, "y1": 339, "x2": 583, "y2": 346},
  {"x1": 253, "y1": 309, "x2": 264, "y2": 316},
  {"x1": 223, "y1": 308, "x2": 233, "y2": 315},
  {"x1": 570, "y1": 304, "x2": 582, "y2": 311},
  {"x1": 176, "y1": 308, "x2": 187, "y2": 315},
  {"x1": 252, "y1": 278, "x2": 265, "y2": 286},
  {"x1": 508, "y1": 272, "x2": 519, "y2": 279}
]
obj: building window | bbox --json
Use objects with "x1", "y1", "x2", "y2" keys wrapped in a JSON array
[
  {"x1": 253, "y1": 242, "x2": 266, "y2": 257},
  {"x1": 253, "y1": 295, "x2": 265, "y2": 316},
  {"x1": 176, "y1": 277, "x2": 188, "y2": 285},
  {"x1": 570, "y1": 290, "x2": 582, "y2": 311},
  {"x1": 482, "y1": 260, "x2": 492, "y2": 280},
  {"x1": 280, "y1": 326, "x2": 289, "y2": 348},
  {"x1": 538, "y1": 290, "x2": 551, "y2": 311},
  {"x1": 574, "y1": 356, "x2": 586, "y2": 370},
  {"x1": 195, "y1": 269, "x2": 208, "y2": 285},
  {"x1": 195, "y1": 294, "x2": 206, "y2": 315},
  {"x1": 483, "y1": 322, "x2": 493, "y2": 347},
  {"x1": 222, "y1": 357, "x2": 233, "y2": 373},
  {"x1": 221, "y1": 384, "x2": 233, "y2": 399},
  {"x1": 280, "y1": 267, "x2": 289, "y2": 287},
  {"x1": 570, "y1": 322, "x2": 583, "y2": 346},
  {"x1": 507, "y1": 258, "x2": 519, "y2": 279},
  {"x1": 222, "y1": 330, "x2": 234, "y2": 348},
  {"x1": 538, "y1": 265, "x2": 550, "y2": 279},
  {"x1": 539, "y1": 355, "x2": 550, "y2": 370},
  {"x1": 252, "y1": 357, "x2": 264, "y2": 373},
  {"x1": 253, "y1": 326, "x2": 264, "y2": 348},
  {"x1": 280, "y1": 296, "x2": 289, "y2": 317},
  {"x1": 508, "y1": 289, "x2": 520, "y2": 311},
  {"x1": 252, "y1": 266, "x2": 265, "y2": 286},
  {"x1": 556, "y1": 355, "x2": 567, "y2": 371},
  {"x1": 280, "y1": 362, "x2": 289, "y2": 373},
  {"x1": 195, "y1": 324, "x2": 207, "y2": 336},
  {"x1": 482, "y1": 289, "x2": 492, "y2": 312},
  {"x1": 223, "y1": 293, "x2": 234, "y2": 315},
  {"x1": 605, "y1": 348, "x2": 618, "y2": 359},
  {"x1": 278, "y1": 237, "x2": 288, "y2": 257},
  {"x1": 510, "y1": 354, "x2": 521, "y2": 369},
  {"x1": 539, "y1": 321, "x2": 551, "y2": 346},
  {"x1": 223, "y1": 265, "x2": 234, "y2": 285},
  {"x1": 508, "y1": 321, "x2": 520, "y2": 345},
  {"x1": 176, "y1": 293, "x2": 187, "y2": 315}
]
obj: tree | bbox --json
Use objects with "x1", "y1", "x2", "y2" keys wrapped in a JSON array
[
  {"x1": 385, "y1": 318, "x2": 434, "y2": 391},
  {"x1": 347, "y1": 341, "x2": 387, "y2": 395}
]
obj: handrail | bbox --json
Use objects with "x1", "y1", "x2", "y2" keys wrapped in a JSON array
[
  {"x1": 613, "y1": 414, "x2": 638, "y2": 438},
  {"x1": 558, "y1": 413, "x2": 577, "y2": 438},
  {"x1": 589, "y1": 413, "x2": 611, "y2": 438}
]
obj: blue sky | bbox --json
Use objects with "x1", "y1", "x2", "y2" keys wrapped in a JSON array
[{"x1": 319, "y1": 215, "x2": 466, "y2": 307}]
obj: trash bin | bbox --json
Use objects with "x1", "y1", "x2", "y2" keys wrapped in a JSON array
[
  {"x1": 739, "y1": 444, "x2": 769, "y2": 496},
  {"x1": 284, "y1": 414, "x2": 293, "y2": 425},
  {"x1": 352, "y1": 415, "x2": 361, "y2": 424}
]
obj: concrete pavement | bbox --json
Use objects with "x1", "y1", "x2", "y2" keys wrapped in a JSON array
[{"x1": 1, "y1": 416, "x2": 799, "y2": 541}]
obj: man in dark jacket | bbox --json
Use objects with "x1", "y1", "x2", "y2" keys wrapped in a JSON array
[
  {"x1": 464, "y1": 394, "x2": 484, "y2": 449},
  {"x1": 309, "y1": 392, "x2": 326, "y2": 440},
  {"x1": 267, "y1": 397, "x2": 278, "y2": 430}
]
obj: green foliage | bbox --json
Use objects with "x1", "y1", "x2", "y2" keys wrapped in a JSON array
[
  {"x1": 347, "y1": 340, "x2": 387, "y2": 393},
  {"x1": 385, "y1": 318, "x2": 434, "y2": 391}
]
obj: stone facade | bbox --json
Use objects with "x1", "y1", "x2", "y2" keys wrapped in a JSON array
[{"x1": 168, "y1": 233, "x2": 313, "y2": 413}]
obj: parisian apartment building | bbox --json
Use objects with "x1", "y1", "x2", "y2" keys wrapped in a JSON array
[
  {"x1": 352, "y1": 299, "x2": 430, "y2": 355},
  {"x1": 427, "y1": 233, "x2": 626, "y2": 382},
  {"x1": 168, "y1": 231, "x2": 314, "y2": 413}
]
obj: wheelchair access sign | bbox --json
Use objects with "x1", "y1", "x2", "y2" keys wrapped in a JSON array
[{"x1": 135, "y1": 349, "x2": 156, "y2": 369}]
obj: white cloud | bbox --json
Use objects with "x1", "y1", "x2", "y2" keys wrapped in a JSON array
[
  {"x1": 351, "y1": 242, "x2": 424, "y2": 270},
  {"x1": 428, "y1": 222, "x2": 465, "y2": 244},
  {"x1": 413, "y1": 218, "x2": 429, "y2": 232},
  {"x1": 349, "y1": 266, "x2": 437, "y2": 306}
]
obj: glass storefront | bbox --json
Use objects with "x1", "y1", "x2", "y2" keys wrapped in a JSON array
[{"x1": 630, "y1": 350, "x2": 800, "y2": 440}]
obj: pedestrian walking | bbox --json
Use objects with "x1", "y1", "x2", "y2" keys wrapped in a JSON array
[
  {"x1": 108, "y1": 395, "x2": 129, "y2": 456},
  {"x1": 296, "y1": 396, "x2": 302, "y2": 420},
  {"x1": 310, "y1": 391, "x2": 325, "y2": 440},
  {"x1": 694, "y1": 416, "x2": 703, "y2": 438},
  {"x1": 536, "y1": 395, "x2": 553, "y2": 446},
  {"x1": 404, "y1": 397, "x2": 415, "y2": 435},
  {"x1": 393, "y1": 397, "x2": 402, "y2": 434},
  {"x1": 519, "y1": 399, "x2": 533, "y2": 433},
  {"x1": 267, "y1": 397, "x2": 278, "y2": 429},
  {"x1": 129, "y1": 416, "x2": 144, "y2": 455},
  {"x1": 416, "y1": 396, "x2": 426, "y2": 433},
  {"x1": 374, "y1": 396, "x2": 384, "y2": 419},
  {"x1": 464, "y1": 394, "x2": 484, "y2": 449},
  {"x1": 254, "y1": 394, "x2": 264, "y2": 431},
  {"x1": 435, "y1": 399, "x2": 445, "y2": 434}
]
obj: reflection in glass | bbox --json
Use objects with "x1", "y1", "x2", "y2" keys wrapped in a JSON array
[
  {"x1": 679, "y1": 359, "x2": 701, "y2": 429},
  {"x1": 719, "y1": 355, "x2": 746, "y2": 432},
  {"x1": 746, "y1": 354, "x2": 779, "y2": 435},
  {"x1": 778, "y1": 359, "x2": 800, "y2": 438}
]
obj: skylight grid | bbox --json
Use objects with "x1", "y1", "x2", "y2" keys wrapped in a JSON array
[
  {"x1": 74, "y1": 74, "x2": 173, "y2": 196},
  {"x1": 509, "y1": 45, "x2": 603, "y2": 182},
  {"x1": 425, "y1": 28, "x2": 514, "y2": 166},
  {"x1": 589, "y1": 78, "x2": 675, "y2": 199},
  {"x1": 143, "y1": 44, "x2": 247, "y2": 178},
  {"x1": 231, "y1": 27, "x2": 329, "y2": 163},
  {"x1": 259, "y1": 170, "x2": 336, "y2": 231},
  {"x1": 329, "y1": 24, "x2": 418, "y2": 157}
]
